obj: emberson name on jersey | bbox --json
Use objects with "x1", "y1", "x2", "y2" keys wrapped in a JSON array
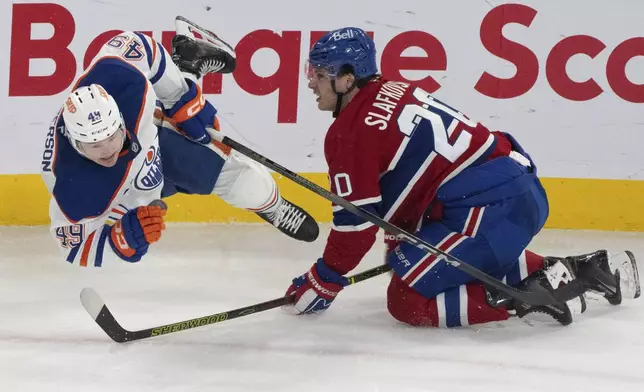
[
  {"x1": 42, "y1": 111, "x2": 63, "y2": 172},
  {"x1": 363, "y1": 81, "x2": 410, "y2": 130}
]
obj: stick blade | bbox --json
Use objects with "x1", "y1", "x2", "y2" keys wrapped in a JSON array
[
  {"x1": 80, "y1": 288, "x2": 130, "y2": 343},
  {"x1": 80, "y1": 287, "x2": 105, "y2": 320}
]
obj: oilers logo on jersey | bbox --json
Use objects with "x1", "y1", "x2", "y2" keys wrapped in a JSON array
[{"x1": 135, "y1": 145, "x2": 163, "y2": 191}]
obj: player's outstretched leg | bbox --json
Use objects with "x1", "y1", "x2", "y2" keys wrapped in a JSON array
[
  {"x1": 157, "y1": 123, "x2": 320, "y2": 243},
  {"x1": 165, "y1": 18, "x2": 320, "y2": 242},
  {"x1": 212, "y1": 151, "x2": 319, "y2": 243},
  {"x1": 487, "y1": 259, "x2": 587, "y2": 326},
  {"x1": 544, "y1": 250, "x2": 641, "y2": 305}
]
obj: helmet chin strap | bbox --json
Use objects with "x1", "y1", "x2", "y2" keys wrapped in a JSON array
[{"x1": 331, "y1": 77, "x2": 357, "y2": 118}]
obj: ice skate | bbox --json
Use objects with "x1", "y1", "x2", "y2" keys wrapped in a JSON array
[
  {"x1": 171, "y1": 16, "x2": 236, "y2": 78},
  {"x1": 544, "y1": 250, "x2": 641, "y2": 305},
  {"x1": 257, "y1": 197, "x2": 319, "y2": 243},
  {"x1": 487, "y1": 260, "x2": 586, "y2": 326}
]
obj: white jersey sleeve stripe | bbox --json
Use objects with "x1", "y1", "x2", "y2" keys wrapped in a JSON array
[
  {"x1": 332, "y1": 195, "x2": 382, "y2": 212},
  {"x1": 331, "y1": 221, "x2": 375, "y2": 232}
]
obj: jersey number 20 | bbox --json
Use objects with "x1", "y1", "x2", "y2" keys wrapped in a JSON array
[{"x1": 397, "y1": 88, "x2": 476, "y2": 163}]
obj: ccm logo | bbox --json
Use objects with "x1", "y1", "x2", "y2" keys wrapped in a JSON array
[
  {"x1": 186, "y1": 93, "x2": 206, "y2": 118},
  {"x1": 113, "y1": 222, "x2": 129, "y2": 250}
]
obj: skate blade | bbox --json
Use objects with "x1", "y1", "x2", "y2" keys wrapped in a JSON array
[
  {"x1": 625, "y1": 250, "x2": 641, "y2": 299},
  {"x1": 611, "y1": 251, "x2": 641, "y2": 299},
  {"x1": 174, "y1": 16, "x2": 235, "y2": 55}
]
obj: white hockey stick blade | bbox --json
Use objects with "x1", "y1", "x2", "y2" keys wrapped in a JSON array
[{"x1": 80, "y1": 287, "x2": 105, "y2": 320}]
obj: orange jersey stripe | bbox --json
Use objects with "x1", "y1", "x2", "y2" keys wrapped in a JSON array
[
  {"x1": 80, "y1": 231, "x2": 96, "y2": 267},
  {"x1": 151, "y1": 38, "x2": 157, "y2": 64}
]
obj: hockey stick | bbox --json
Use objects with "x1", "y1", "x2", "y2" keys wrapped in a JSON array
[
  {"x1": 80, "y1": 264, "x2": 391, "y2": 343},
  {"x1": 210, "y1": 132, "x2": 560, "y2": 306}
]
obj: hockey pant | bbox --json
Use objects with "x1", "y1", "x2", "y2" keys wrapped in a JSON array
[
  {"x1": 386, "y1": 176, "x2": 549, "y2": 327},
  {"x1": 158, "y1": 125, "x2": 278, "y2": 211}
]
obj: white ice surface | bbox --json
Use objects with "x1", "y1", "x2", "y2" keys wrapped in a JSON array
[{"x1": 1, "y1": 224, "x2": 643, "y2": 392}]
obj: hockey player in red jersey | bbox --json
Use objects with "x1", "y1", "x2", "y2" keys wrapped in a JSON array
[{"x1": 283, "y1": 27, "x2": 640, "y2": 327}]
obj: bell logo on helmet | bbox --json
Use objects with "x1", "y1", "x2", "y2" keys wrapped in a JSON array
[
  {"x1": 331, "y1": 29, "x2": 355, "y2": 41},
  {"x1": 135, "y1": 146, "x2": 163, "y2": 191},
  {"x1": 310, "y1": 27, "x2": 378, "y2": 80}
]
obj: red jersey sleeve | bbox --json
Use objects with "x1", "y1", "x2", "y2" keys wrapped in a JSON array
[{"x1": 322, "y1": 106, "x2": 383, "y2": 275}]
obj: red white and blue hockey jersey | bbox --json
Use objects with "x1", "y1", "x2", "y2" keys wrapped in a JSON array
[{"x1": 322, "y1": 79, "x2": 521, "y2": 275}]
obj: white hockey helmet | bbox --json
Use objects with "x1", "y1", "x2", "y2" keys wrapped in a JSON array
[{"x1": 62, "y1": 84, "x2": 124, "y2": 145}]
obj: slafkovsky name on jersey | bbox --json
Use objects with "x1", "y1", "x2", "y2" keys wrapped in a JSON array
[{"x1": 363, "y1": 81, "x2": 410, "y2": 131}]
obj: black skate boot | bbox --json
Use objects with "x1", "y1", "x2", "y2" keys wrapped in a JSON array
[
  {"x1": 257, "y1": 197, "x2": 319, "y2": 243},
  {"x1": 172, "y1": 16, "x2": 236, "y2": 78},
  {"x1": 486, "y1": 259, "x2": 586, "y2": 326},
  {"x1": 544, "y1": 250, "x2": 641, "y2": 305}
]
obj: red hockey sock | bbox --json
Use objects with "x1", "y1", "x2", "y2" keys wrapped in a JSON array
[{"x1": 386, "y1": 275, "x2": 509, "y2": 327}]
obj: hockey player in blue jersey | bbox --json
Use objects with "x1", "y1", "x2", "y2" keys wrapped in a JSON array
[
  {"x1": 41, "y1": 17, "x2": 319, "y2": 268},
  {"x1": 284, "y1": 27, "x2": 640, "y2": 327}
]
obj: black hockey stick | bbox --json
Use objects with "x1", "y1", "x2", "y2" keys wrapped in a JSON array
[
  {"x1": 80, "y1": 264, "x2": 391, "y2": 343},
  {"x1": 210, "y1": 132, "x2": 560, "y2": 306}
]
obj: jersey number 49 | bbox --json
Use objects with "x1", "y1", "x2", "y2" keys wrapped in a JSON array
[{"x1": 55, "y1": 225, "x2": 84, "y2": 249}]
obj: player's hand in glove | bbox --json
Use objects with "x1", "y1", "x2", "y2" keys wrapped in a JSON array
[
  {"x1": 109, "y1": 202, "x2": 167, "y2": 262},
  {"x1": 166, "y1": 79, "x2": 216, "y2": 144},
  {"x1": 285, "y1": 258, "x2": 349, "y2": 314}
]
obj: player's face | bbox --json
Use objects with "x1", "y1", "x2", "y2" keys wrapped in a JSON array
[
  {"x1": 307, "y1": 64, "x2": 358, "y2": 112},
  {"x1": 307, "y1": 66, "x2": 337, "y2": 111},
  {"x1": 78, "y1": 127, "x2": 126, "y2": 167}
]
